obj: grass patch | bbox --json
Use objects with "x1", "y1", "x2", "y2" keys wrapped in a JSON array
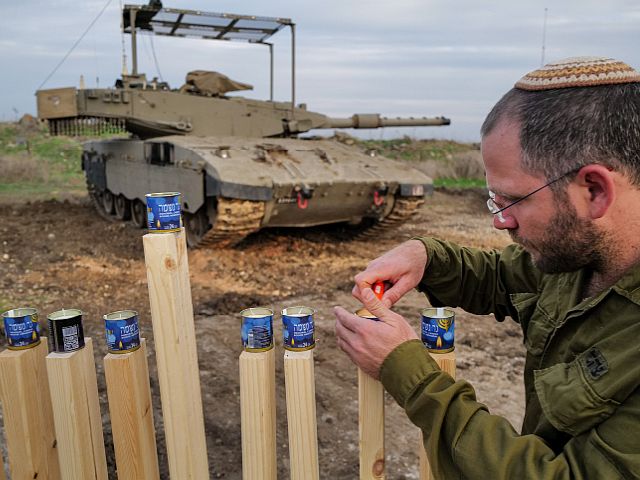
[
  {"x1": 358, "y1": 137, "x2": 477, "y2": 163},
  {"x1": 434, "y1": 177, "x2": 486, "y2": 189},
  {"x1": 0, "y1": 121, "x2": 88, "y2": 201},
  {"x1": 352, "y1": 135, "x2": 485, "y2": 189}
]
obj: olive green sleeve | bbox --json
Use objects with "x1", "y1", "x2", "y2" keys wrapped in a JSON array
[
  {"x1": 381, "y1": 340, "x2": 640, "y2": 479},
  {"x1": 412, "y1": 237, "x2": 542, "y2": 321}
]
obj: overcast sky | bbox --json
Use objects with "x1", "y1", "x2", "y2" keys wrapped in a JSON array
[{"x1": 2, "y1": 0, "x2": 638, "y2": 141}]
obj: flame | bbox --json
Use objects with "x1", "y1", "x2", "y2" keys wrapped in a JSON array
[{"x1": 436, "y1": 336, "x2": 442, "y2": 348}]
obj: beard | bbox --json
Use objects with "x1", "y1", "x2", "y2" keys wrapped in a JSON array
[{"x1": 509, "y1": 202, "x2": 608, "y2": 274}]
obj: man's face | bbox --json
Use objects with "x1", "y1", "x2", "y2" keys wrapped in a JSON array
[
  {"x1": 509, "y1": 193, "x2": 606, "y2": 273},
  {"x1": 482, "y1": 120, "x2": 608, "y2": 273}
]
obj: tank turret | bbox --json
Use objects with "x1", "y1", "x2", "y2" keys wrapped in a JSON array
[
  {"x1": 36, "y1": 2, "x2": 451, "y2": 247},
  {"x1": 37, "y1": 79, "x2": 450, "y2": 139}
]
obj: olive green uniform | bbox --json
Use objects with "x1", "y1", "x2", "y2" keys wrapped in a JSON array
[{"x1": 380, "y1": 238, "x2": 640, "y2": 479}]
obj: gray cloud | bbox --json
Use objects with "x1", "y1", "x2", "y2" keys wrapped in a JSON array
[{"x1": 2, "y1": 0, "x2": 638, "y2": 141}]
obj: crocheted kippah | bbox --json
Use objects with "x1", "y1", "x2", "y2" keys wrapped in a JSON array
[{"x1": 515, "y1": 56, "x2": 640, "y2": 91}]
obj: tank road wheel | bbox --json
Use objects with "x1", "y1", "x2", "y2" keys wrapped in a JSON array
[
  {"x1": 86, "y1": 180, "x2": 115, "y2": 222},
  {"x1": 114, "y1": 195, "x2": 131, "y2": 220},
  {"x1": 131, "y1": 199, "x2": 147, "y2": 229},
  {"x1": 184, "y1": 209, "x2": 210, "y2": 248},
  {"x1": 102, "y1": 190, "x2": 115, "y2": 215}
]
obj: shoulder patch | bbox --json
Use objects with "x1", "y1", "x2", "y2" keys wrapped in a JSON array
[{"x1": 582, "y1": 347, "x2": 609, "y2": 380}]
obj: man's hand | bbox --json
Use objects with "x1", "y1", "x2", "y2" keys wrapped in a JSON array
[
  {"x1": 334, "y1": 287, "x2": 419, "y2": 379},
  {"x1": 352, "y1": 239, "x2": 428, "y2": 308}
]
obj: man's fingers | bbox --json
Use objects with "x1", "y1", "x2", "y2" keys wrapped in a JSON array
[
  {"x1": 333, "y1": 306, "x2": 362, "y2": 335},
  {"x1": 384, "y1": 278, "x2": 414, "y2": 307},
  {"x1": 360, "y1": 288, "x2": 390, "y2": 321}
]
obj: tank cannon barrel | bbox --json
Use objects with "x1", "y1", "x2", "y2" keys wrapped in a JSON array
[{"x1": 325, "y1": 113, "x2": 450, "y2": 129}]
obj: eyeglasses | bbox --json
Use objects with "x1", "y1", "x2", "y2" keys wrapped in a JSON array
[{"x1": 487, "y1": 168, "x2": 580, "y2": 223}]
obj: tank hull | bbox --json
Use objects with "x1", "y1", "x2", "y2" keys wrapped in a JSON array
[{"x1": 83, "y1": 135, "x2": 432, "y2": 246}]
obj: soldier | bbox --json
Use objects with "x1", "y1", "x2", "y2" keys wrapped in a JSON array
[{"x1": 334, "y1": 56, "x2": 640, "y2": 478}]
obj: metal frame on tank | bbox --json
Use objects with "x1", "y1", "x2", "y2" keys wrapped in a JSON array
[{"x1": 121, "y1": 3, "x2": 296, "y2": 111}]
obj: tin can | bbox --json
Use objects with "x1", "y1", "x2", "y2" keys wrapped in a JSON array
[
  {"x1": 282, "y1": 306, "x2": 315, "y2": 351},
  {"x1": 2, "y1": 307, "x2": 41, "y2": 350},
  {"x1": 421, "y1": 307, "x2": 455, "y2": 353},
  {"x1": 240, "y1": 307, "x2": 274, "y2": 352},
  {"x1": 104, "y1": 310, "x2": 141, "y2": 354},
  {"x1": 145, "y1": 192, "x2": 182, "y2": 233},
  {"x1": 48, "y1": 309, "x2": 85, "y2": 353},
  {"x1": 355, "y1": 308, "x2": 378, "y2": 321}
]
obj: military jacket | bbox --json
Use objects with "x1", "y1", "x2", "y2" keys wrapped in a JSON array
[{"x1": 380, "y1": 238, "x2": 640, "y2": 479}]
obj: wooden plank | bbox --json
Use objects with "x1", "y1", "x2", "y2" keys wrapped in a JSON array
[
  {"x1": 142, "y1": 229, "x2": 209, "y2": 479},
  {"x1": 419, "y1": 351, "x2": 456, "y2": 480},
  {"x1": 0, "y1": 338, "x2": 61, "y2": 479},
  {"x1": 284, "y1": 349, "x2": 319, "y2": 480},
  {"x1": 104, "y1": 339, "x2": 160, "y2": 480},
  {"x1": 46, "y1": 338, "x2": 107, "y2": 480},
  {"x1": 358, "y1": 367, "x2": 385, "y2": 479},
  {"x1": 239, "y1": 349, "x2": 277, "y2": 480}
]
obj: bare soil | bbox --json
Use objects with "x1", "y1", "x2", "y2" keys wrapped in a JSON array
[{"x1": 0, "y1": 190, "x2": 525, "y2": 479}]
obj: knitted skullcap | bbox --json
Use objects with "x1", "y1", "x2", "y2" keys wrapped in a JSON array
[{"x1": 515, "y1": 56, "x2": 640, "y2": 91}]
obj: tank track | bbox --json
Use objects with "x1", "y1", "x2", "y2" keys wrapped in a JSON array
[
  {"x1": 357, "y1": 196, "x2": 425, "y2": 238},
  {"x1": 87, "y1": 180, "x2": 116, "y2": 222},
  {"x1": 197, "y1": 197, "x2": 265, "y2": 248}
]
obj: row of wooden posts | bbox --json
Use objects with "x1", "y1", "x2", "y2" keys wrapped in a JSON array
[{"x1": 0, "y1": 229, "x2": 455, "y2": 479}]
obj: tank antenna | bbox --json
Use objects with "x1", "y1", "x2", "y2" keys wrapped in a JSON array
[
  {"x1": 540, "y1": 7, "x2": 548, "y2": 66},
  {"x1": 36, "y1": 0, "x2": 115, "y2": 91},
  {"x1": 149, "y1": 35, "x2": 164, "y2": 82}
]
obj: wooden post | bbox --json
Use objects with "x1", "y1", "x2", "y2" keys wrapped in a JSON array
[
  {"x1": 239, "y1": 349, "x2": 277, "y2": 480},
  {"x1": 0, "y1": 338, "x2": 60, "y2": 480},
  {"x1": 284, "y1": 349, "x2": 319, "y2": 480},
  {"x1": 419, "y1": 351, "x2": 456, "y2": 480},
  {"x1": 142, "y1": 228, "x2": 209, "y2": 479},
  {"x1": 104, "y1": 339, "x2": 160, "y2": 480},
  {"x1": 46, "y1": 338, "x2": 107, "y2": 480},
  {"x1": 358, "y1": 368, "x2": 385, "y2": 479}
]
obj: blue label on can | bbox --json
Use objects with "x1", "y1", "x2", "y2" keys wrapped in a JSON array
[
  {"x1": 241, "y1": 308, "x2": 273, "y2": 352},
  {"x1": 105, "y1": 311, "x2": 140, "y2": 353},
  {"x1": 421, "y1": 308, "x2": 455, "y2": 352},
  {"x1": 2, "y1": 308, "x2": 40, "y2": 350},
  {"x1": 282, "y1": 307, "x2": 315, "y2": 351},
  {"x1": 146, "y1": 193, "x2": 182, "y2": 232}
]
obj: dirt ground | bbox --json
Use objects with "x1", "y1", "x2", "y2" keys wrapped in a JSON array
[{"x1": 0, "y1": 189, "x2": 525, "y2": 479}]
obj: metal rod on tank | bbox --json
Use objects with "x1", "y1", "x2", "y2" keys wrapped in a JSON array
[
  {"x1": 268, "y1": 43, "x2": 274, "y2": 101},
  {"x1": 130, "y1": 8, "x2": 138, "y2": 75},
  {"x1": 290, "y1": 23, "x2": 296, "y2": 117}
]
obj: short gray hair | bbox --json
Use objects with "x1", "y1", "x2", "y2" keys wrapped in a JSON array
[{"x1": 481, "y1": 83, "x2": 640, "y2": 186}]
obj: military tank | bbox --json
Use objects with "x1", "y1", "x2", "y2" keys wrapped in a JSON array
[{"x1": 36, "y1": 2, "x2": 450, "y2": 247}]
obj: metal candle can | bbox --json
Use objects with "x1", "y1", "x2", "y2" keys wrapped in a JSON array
[
  {"x1": 145, "y1": 192, "x2": 182, "y2": 233},
  {"x1": 47, "y1": 309, "x2": 85, "y2": 353},
  {"x1": 282, "y1": 306, "x2": 315, "y2": 351},
  {"x1": 355, "y1": 308, "x2": 378, "y2": 321},
  {"x1": 421, "y1": 307, "x2": 455, "y2": 353},
  {"x1": 2, "y1": 307, "x2": 41, "y2": 350},
  {"x1": 240, "y1": 307, "x2": 274, "y2": 352},
  {"x1": 104, "y1": 310, "x2": 141, "y2": 354}
]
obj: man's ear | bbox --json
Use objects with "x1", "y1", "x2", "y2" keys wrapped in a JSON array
[{"x1": 575, "y1": 165, "x2": 615, "y2": 219}]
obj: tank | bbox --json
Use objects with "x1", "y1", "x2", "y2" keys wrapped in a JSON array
[{"x1": 36, "y1": 2, "x2": 451, "y2": 247}]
